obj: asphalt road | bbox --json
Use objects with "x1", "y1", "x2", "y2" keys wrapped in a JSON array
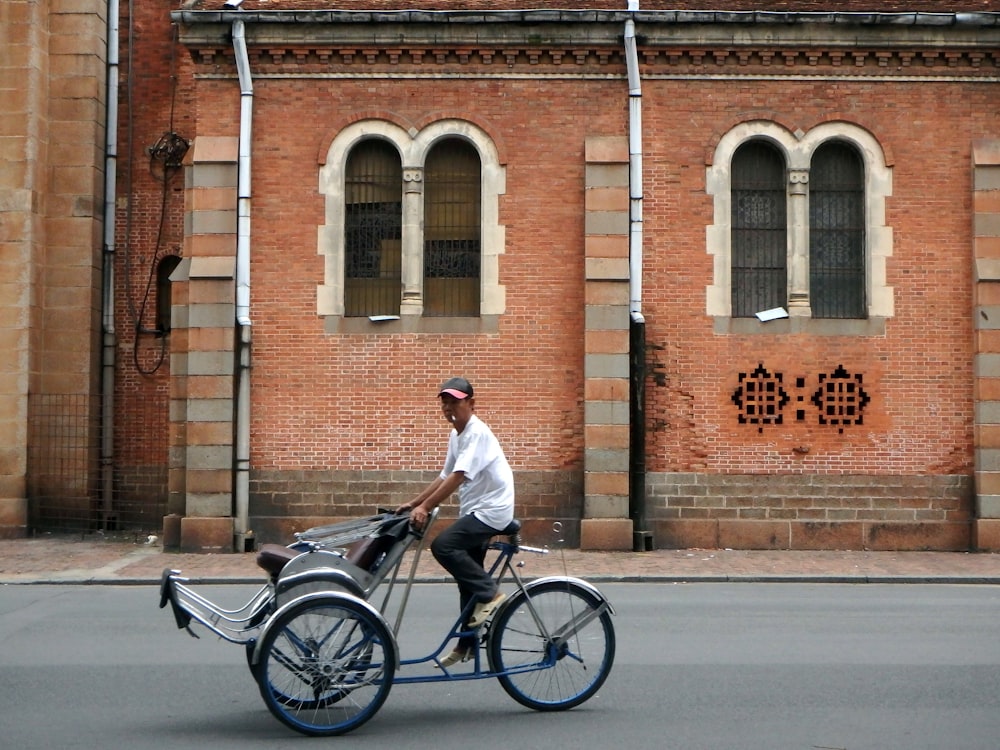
[{"x1": 2, "y1": 582, "x2": 999, "y2": 749}]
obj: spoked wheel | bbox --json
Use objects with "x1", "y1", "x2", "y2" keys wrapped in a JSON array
[
  {"x1": 487, "y1": 579, "x2": 615, "y2": 711},
  {"x1": 246, "y1": 599, "x2": 275, "y2": 682},
  {"x1": 255, "y1": 594, "x2": 396, "y2": 736}
]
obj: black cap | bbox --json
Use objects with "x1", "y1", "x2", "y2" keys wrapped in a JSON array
[{"x1": 438, "y1": 377, "x2": 473, "y2": 400}]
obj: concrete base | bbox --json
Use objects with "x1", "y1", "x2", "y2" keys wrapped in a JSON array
[
  {"x1": 974, "y1": 518, "x2": 1000, "y2": 552},
  {"x1": 0, "y1": 497, "x2": 27, "y2": 539},
  {"x1": 653, "y1": 518, "x2": 972, "y2": 551},
  {"x1": 179, "y1": 516, "x2": 234, "y2": 553},
  {"x1": 579, "y1": 518, "x2": 633, "y2": 551}
]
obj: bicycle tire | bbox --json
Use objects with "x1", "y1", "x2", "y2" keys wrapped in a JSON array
[
  {"x1": 487, "y1": 579, "x2": 615, "y2": 711},
  {"x1": 256, "y1": 594, "x2": 395, "y2": 736}
]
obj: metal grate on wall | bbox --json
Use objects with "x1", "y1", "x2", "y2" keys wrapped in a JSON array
[
  {"x1": 26, "y1": 394, "x2": 163, "y2": 533},
  {"x1": 27, "y1": 394, "x2": 104, "y2": 532}
]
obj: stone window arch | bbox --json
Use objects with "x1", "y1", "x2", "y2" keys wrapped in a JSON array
[
  {"x1": 706, "y1": 120, "x2": 892, "y2": 334},
  {"x1": 318, "y1": 119, "x2": 506, "y2": 333}
]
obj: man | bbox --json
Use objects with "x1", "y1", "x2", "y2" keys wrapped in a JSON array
[{"x1": 397, "y1": 376, "x2": 514, "y2": 667}]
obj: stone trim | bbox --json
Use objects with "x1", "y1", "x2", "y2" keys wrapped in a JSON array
[
  {"x1": 172, "y1": 9, "x2": 1000, "y2": 78},
  {"x1": 167, "y1": 137, "x2": 239, "y2": 551},
  {"x1": 580, "y1": 136, "x2": 632, "y2": 551},
  {"x1": 973, "y1": 139, "x2": 1000, "y2": 551}
]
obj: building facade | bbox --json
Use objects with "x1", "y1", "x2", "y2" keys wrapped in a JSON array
[{"x1": 5, "y1": 1, "x2": 1000, "y2": 553}]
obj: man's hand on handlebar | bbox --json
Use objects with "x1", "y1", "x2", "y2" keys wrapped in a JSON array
[{"x1": 397, "y1": 502, "x2": 429, "y2": 531}]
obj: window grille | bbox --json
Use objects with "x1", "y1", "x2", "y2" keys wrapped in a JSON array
[
  {"x1": 809, "y1": 142, "x2": 866, "y2": 319},
  {"x1": 344, "y1": 140, "x2": 402, "y2": 317},
  {"x1": 423, "y1": 139, "x2": 481, "y2": 317},
  {"x1": 731, "y1": 141, "x2": 787, "y2": 317}
]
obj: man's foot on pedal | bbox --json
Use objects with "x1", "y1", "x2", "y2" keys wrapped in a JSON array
[
  {"x1": 469, "y1": 592, "x2": 506, "y2": 629},
  {"x1": 436, "y1": 645, "x2": 472, "y2": 669}
]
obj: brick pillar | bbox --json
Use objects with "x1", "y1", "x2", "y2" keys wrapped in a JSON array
[
  {"x1": 579, "y1": 137, "x2": 633, "y2": 550},
  {"x1": 167, "y1": 137, "x2": 238, "y2": 552},
  {"x1": 973, "y1": 139, "x2": 1000, "y2": 551}
]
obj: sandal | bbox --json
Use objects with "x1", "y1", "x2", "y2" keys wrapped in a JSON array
[
  {"x1": 436, "y1": 645, "x2": 472, "y2": 668},
  {"x1": 469, "y1": 592, "x2": 506, "y2": 629}
]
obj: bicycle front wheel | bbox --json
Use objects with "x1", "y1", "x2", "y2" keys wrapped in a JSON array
[
  {"x1": 487, "y1": 579, "x2": 615, "y2": 711},
  {"x1": 256, "y1": 595, "x2": 395, "y2": 736}
]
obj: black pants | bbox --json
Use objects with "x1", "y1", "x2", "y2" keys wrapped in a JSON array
[{"x1": 430, "y1": 513, "x2": 500, "y2": 648}]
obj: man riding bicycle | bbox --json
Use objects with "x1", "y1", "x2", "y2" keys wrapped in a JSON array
[{"x1": 397, "y1": 377, "x2": 514, "y2": 667}]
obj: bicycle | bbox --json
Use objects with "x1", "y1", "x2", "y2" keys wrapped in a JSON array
[{"x1": 159, "y1": 508, "x2": 616, "y2": 736}]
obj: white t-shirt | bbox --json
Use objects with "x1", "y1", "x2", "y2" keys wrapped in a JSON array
[{"x1": 440, "y1": 414, "x2": 515, "y2": 531}]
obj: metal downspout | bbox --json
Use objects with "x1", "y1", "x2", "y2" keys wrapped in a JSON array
[
  {"x1": 232, "y1": 19, "x2": 253, "y2": 551},
  {"x1": 624, "y1": 10, "x2": 652, "y2": 550},
  {"x1": 100, "y1": 0, "x2": 121, "y2": 529},
  {"x1": 624, "y1": 14, "x2": 643, "y2": 322}
]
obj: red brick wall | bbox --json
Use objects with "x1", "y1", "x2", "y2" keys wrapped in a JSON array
[
  {"x1": 214, "y1": 75, "x2": 625, "y2": 475},
  {"x1": 114, "y1": 1, "x2": 994, "y2": 548},
  {"x1": 639, "y1": 77, "x2": 987, "y2": 476},
  {"x1": 112, "y1": 0, "x2": 195, "y2": 512}
]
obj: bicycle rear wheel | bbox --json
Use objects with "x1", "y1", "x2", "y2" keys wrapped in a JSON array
[
  {"x1": 487, "y1": 579, "x2": 615, "y2": 711},
  {"x1": 256, "y1": 594, "x2": 395, "y2": 736}
]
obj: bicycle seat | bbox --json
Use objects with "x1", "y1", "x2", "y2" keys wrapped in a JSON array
[{"x1": 256, "y1": 544, "x2": 299, "y2": 578}]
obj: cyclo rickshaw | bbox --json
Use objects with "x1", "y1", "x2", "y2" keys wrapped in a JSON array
[{"x1": 159, "y1": 508, "x2": 616, "y2": 736}]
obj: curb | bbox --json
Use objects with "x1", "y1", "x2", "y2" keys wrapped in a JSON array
[{"x1": 6, "y1": 573, "x2": 1000, "y2": 586}]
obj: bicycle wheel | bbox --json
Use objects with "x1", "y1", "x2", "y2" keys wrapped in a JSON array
[
  {"x1": 488, "y1": 579, "x2": 615, "y2": 711},
  {"x1": 256, "y1": 594, "x2": 395, "y2": 736},
  {"x1": 246, "y1": 598, "x2": 276, "y2": 682}
]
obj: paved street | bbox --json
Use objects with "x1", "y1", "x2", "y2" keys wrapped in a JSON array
[{"x1": 2, "y1": 583, "x2": 999, "y2": 749}]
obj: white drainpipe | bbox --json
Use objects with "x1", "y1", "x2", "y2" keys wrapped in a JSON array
[
  {"x1": 232, "y1": 19, "x2": 253, "y2": 550},
  {"x1": 624, "y1": 8, "x2": 643, "y2": 324},
  {"x1": 625, "y1": 4, "x2": 651, "y2": 548},
  {"x1": 100, "y1": 0, "x2": 121, "y2": 528}
]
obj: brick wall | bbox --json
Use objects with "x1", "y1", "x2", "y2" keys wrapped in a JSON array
[
  {"x1": 111, "y1": 0, "x2": 192, "y2": 501},
  {"x1": 632, "y1": 74, "x2": 987, "y2": 548},
  {"x1": 110, "y1": 3, "x2": 998, "y2": 550}
]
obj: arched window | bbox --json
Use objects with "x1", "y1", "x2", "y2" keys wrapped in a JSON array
[
  {"x1": 343, "y1": 139, "x2": 402, "y2": 317},
  {"x1": 318, "y1": 119, "x2": 505, "y2": 332},
  {"x1": 731, "y1": 140, "x2": 787, "y2": 318},
  {"x1": 809, "y1": 141, "x2": 866, "y2": 319},
  {"x1": 423, "y1": 138, "x2": 481, "y2": 317},
  {"x1": 706, "y1": 121, "x2": 892, "y2": 333},
  {"x1": 156, "y1": 254, "x2": 182, "y2": 336}
]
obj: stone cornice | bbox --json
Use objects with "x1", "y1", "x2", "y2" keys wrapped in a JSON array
[
  {"x1": 185, "y1": 45, "x2": 1000, "y2": 77},
  {"x1": 171, "y1": 9, "x2": 1000, "y2": 28},
  {"x1": 172, "y1": 9, "x2": 1000, "y2": 75}
]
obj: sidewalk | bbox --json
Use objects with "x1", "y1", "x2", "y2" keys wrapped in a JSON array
[{"x1": 3, "y1": 533, "x2": 1000, "y2": 585}]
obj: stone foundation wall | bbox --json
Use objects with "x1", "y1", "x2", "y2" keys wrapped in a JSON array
[
  {"x1": 646, "y1": 472, "x2": 973, "y2": 551},
  {"x1": 248, "y1": 468, "x2": 583, "y2": 546}
]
